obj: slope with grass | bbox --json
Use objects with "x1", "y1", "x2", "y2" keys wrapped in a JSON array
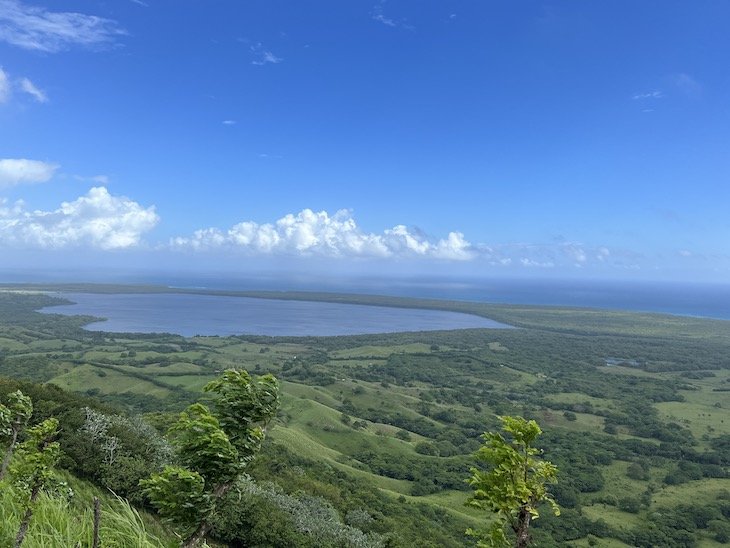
[
  {"x1": 0, "y1": 472, "x2": 177, "y2": 548},
  {"x1": 1, "y1": 286, "x2": 729, "y2": 546}
]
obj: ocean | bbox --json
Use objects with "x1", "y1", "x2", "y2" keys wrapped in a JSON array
[{"x1": 154, "y1": 276, "x2": 730, "y2": 322}]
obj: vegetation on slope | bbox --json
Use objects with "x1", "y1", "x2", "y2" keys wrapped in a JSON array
[{"x1": 0, "y1": 288, "x2": 729, "y2": 546}]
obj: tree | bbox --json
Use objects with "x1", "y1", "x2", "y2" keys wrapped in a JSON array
[
  {"x1": 0, "y1": 390, "x2": 33, "y2": 481},
  {"x1": 466, "y1": 416, "x2": 559, "y2": 548},
  {"x1": 10, "y1": 418, "x2": 61, "y2": 547},
  {"x1": 141, "y1": 369, "x2": 279, "y2": 547}
]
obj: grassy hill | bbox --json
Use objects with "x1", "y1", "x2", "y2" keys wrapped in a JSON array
[{"x1": 1, "y1": 287, "x2": 729, "y2": 546}]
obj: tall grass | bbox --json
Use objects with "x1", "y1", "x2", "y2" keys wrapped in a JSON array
[{"x1": 0, "y1": 481, "x2": 178, "y2": 547}]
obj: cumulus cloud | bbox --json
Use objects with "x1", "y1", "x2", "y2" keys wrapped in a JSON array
[
  {"x1": 0, "y1": 186, "x2": 158, "y2": 249},
  {"x1": 0, "y1": 158, "x2": 58, "y2": 188},
  {"x1": 0, "y1": 0, "x2": 125, "y2": 52},
  {"x1": 562, "y1": 243, "x2": 587, "y2": 264},
  {"x1": 596, "y1": 247, "x2": 610, "y2": 261},
  {"x1": 19, "y1": 76, "x2": 46, "y2": 102},
  {"x1": 171, "y1": 208, "x2": 474, "y2": 261}
]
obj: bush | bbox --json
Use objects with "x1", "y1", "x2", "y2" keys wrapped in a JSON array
[
  {"x1": 414, "y1": 442, "x2": 438, "y2": 456},
  {"x1": 395, "y1": 429, "x2": 411, "y2": 441}
]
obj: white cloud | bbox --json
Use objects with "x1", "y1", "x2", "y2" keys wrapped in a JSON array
[
  {"x1": 250, "y1": 43, "x2": 282, "y2": 65},
  {"x1": 371, "y1": 4, "x2": 413, "y2": 30},
  {"x1": 222, "y1": 120, "x2": 236, "y2": 125},
  {"x1": 19, "y1": 76, "x2": 46, "y2": 102},
  {"x1": 0, "y1": 68, "x2": 47, "y2": 103},
  {"x1": 0, "y1": 158, "x2": 57, "y2": 188},
  {"x1": 372, "y1": 6, "x2": 396, "y2": 27},
  {"x1": 172, "y1": 208, "x2": 474, "y2": 261},
  {"x1": 0, "y1": 0, "x2": 125, "y2": 52},
  {"x1": 0, "y1": 186, "x2": 158, "y2": 249},
  {"x1": 632, "y1": 90, "x2": 663, "y2": 100},
  {"x1": 0, "y1": 67, "x2": 9, "y2": 103},
  {"x1": 520, "y1": 258, "x2": 555, "y2": 268},
  {"x1": 562, "y1": 243, "x2": 587, "y2": 263}
]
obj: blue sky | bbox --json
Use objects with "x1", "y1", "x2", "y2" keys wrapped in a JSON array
[{"x1": 1, "y1": 0, "x2": 729, "y2": 282}]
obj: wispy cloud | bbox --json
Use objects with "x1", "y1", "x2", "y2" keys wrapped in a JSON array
[
  {"x1": 632, "y1": 90, "x2": 663, "y2": 100},
  {"x1": 520, "y1": 258, "x2": 555, "y2": 268},
  {"x1": 73, "y1": 174, "x2": 110, "y2": 185},
  {"x1": 0, "y1": 186, "x2": 158, "y2": 249},
  {"x1": 0, "y1": 67, "x2": 9, "y2": 103},
  {"x1": 171, "y1": 208, "x2": 473, "y2": 261},
  {"x1": 0, "y1": 158, "x2": 57, "y2": 188},
  {"x1": 0, "y1": 67, "x2": 48, "y2": 103},
  {"x1": 222, "y1": 120, "x2": 236, "y2": 126},
  {"x1": 0, "y1": 0, "x2": 125, "y2": 52},
  {"x1": 19, "y1": 76, "x2": 46, "y2": 102},
  {"x1": 372, "y1": 5, "x2": 396, "y2": 27},
  {"x1": 475, "y1": 241, "x2": 641, "y2": 271},
  {"x1": 371, "y1": 4, "x2": 414, "y2": 30},
  {"x1": 672, "y1": 73, "x2": 701, "y2": 95},
  {"x1": 250, "y1": 42, "x2": 282, "y2": 65}
]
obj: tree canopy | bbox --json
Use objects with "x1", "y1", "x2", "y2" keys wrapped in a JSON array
[
  {"x1": 141, "y1": 369, "x2": 279, "y2": 547},
  {"x1": 466, "y1": 416, "x2": 559, "y2": 548}
]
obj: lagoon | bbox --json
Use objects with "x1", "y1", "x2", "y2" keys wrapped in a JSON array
[{"x1": 41, "y1": 292, "x2": 509, "y2": 337}]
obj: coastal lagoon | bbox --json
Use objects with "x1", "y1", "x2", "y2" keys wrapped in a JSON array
[{"x1": 41, "y1": 293, "x2": 510, "y2": 337}]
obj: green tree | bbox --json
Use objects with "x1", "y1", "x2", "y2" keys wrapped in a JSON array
[
  {"x1": 466, "y1": 416, "x2": 559, "y2": 548},
  {"x1": 10, "y1": 418, "x2": 61, "y2": 547},
  {"x1": 0, "y1": 390, "x2": 33, "y2": 481},
  {"x1": 141, "y1": 369, "x2": 279, "y2": 547}
]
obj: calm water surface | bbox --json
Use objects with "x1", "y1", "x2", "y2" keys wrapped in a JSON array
[{"x1": 41, "y1": 293, "x2": 510, "y2": 336}]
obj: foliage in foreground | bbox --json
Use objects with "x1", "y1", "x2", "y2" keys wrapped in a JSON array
[
  {"x1": 141, "y1": 369, "x2": 280, "y2": 547},
  {"x1": 0, "y1": 481, "x2": 174, "y2": 548},
  {"x1": 467, "y1": 416, "x2": 559, "y2": 548}
]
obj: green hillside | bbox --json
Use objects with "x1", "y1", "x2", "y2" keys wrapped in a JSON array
[{"x1": 1, "y1": 287, "x2": 729, "y2": 546}]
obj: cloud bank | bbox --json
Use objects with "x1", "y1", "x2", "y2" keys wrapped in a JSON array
[
  {"x1": 0, "y1": 186, "x2": 158, "y2": 249},
  {"x1": 0, "y1": 0, "x2": 124, "y2": 52},
  {"x1": 171, "y1": 208, "x2": 473, "y2": 260},
  {"x1": 0, "y1": 180, "x2": 636, "y2": 270}
]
